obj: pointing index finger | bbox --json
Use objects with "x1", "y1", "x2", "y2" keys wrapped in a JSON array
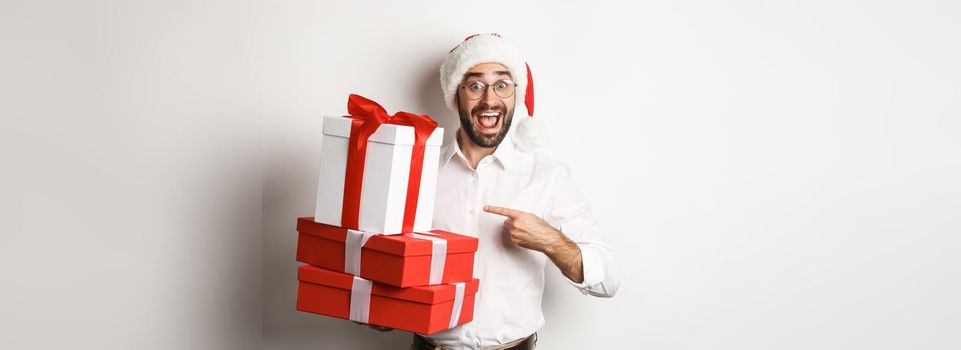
[{"x1": 483, "y1": 205, "x2": 523, "y2": 218}]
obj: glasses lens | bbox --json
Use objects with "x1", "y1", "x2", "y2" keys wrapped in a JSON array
[
  {"x1": 465, "y1": 81, "x2": 485, "y2": 100},
  {"x1": 494, "y1": 80, "x2": 515, "y2": 98}
]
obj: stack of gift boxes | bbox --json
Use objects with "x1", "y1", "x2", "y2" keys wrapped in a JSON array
[{"x1": 295, "y1": 95, "x2": 480, "y2": 335}]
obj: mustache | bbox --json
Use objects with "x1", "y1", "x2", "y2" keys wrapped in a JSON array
[{"x1": 471, "y1": 104, "x2": 506, "y2": 114}]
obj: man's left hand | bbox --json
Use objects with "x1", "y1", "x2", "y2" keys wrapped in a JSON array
[
  {"x1": 483, "y1": 205, "x2": 586, "y2": 283},
  {"x1": 483, "y1": 205, "x2": 562, "y2": 253}
]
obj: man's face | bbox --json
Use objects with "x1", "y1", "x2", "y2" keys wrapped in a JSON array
[{"x1": 457, "y1": 63, "x2": 516, "y2": 148}]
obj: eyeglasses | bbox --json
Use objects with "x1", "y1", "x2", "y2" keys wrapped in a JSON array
[{"x1": 459, "y1": 79, "x2": 517, "y2": 100}]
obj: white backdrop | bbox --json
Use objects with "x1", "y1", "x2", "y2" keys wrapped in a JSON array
[
  {"x1": 2, "y1": 0, "x2": 262, "y2": 349},
  {"x1": 3, "y1": 0, "x2": 960, "y2": 349}
]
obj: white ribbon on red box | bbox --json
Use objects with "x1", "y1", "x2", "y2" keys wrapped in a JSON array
[
  {"x1": 449, "y1": 282, "x2": 466, "y2": 328},
  {"x1": 344, "y1": 228, "x2": 449, "y2": 285},
  {"x1": 349, "y1": 276, "x2": 373, "y2": 323},
  {"x1": 348, "y1": 275, "x2": 467, "y2": 330},
  {"x1": 403, "y1": 231, "x2": 448, "y2": 285},
  {"x1": 344, "y1": 229, "x2": 377, "y2": 276}
]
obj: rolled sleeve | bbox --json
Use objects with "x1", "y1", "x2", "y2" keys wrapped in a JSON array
[
  {"x1": 547, "y1": 166, "x2": 621, "y2": 298},
  {"x1": 566, "y1": 242, "x2": 619, "y2": 297}
]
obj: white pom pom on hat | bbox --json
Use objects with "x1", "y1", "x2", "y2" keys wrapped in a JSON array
[{"x1": 440, "y1": 33, "x2": 545, "y2": 151}]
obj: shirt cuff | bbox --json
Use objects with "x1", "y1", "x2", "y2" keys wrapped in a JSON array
[{"x1": 566, "y1": 243, "x2": 603, "y2": 294}]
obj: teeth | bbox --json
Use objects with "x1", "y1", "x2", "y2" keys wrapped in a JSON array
[{"x1": 479, "y1": 112, "x2": 499, "y2": 117}]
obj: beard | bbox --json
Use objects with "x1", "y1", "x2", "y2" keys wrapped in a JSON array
[{"x1": 457, "y1": 99, "x2": 514, "y2": 149}]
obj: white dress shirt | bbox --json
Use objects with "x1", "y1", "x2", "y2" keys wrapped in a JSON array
[{"x1": 427, "y1": 132, "x2": 620, "y2": 349}]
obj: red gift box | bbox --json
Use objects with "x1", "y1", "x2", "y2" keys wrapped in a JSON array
[
  {"x1": 297, "y1": 265, "x2": 479, "y2": 335},
  {"x1": 296, "y1": 217, "x2": 477, "y2": 288}
]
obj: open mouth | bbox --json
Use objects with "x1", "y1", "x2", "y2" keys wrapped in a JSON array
[{"x1": 473, "y1": 110, "x2": 502, "y2": 134}]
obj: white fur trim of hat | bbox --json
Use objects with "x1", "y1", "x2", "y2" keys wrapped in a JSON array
[{"x1": 439, "y1": 33, "x2": 545, "y2": 151}]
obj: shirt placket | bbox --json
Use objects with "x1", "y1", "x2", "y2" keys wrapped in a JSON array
[
  {"x1": 469, "y1": 157, "x2": 495, "y2": 230},
  {"x1": 466, "y1": 168, "x2": 480, "y2": 230},
  {"x1": 465, "y1": 159, "x2": 488, "y2": 347},
  {"x1": 463, "y1": 167, "x2": 479, "y2": 349}
]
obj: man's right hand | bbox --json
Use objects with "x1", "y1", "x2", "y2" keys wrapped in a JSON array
[{"x1": 352, "y1": 321, "x2": 393, "y2": 332}]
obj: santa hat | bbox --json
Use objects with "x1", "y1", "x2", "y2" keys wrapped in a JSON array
[{"x1": 439, "y1": 33, "x2": 545, "y2": 151}]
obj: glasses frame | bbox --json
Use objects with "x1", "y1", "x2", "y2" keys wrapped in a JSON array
[{"x1": 459, "y1": 79, "x2": 518, "y2": 100}]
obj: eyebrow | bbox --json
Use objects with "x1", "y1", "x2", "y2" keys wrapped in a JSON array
[{"x1": 464, "y1": 70, "x2": 513, "y2": 79}]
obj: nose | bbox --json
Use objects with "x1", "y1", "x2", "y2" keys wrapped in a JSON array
[{"x1": 479, "y1": 86, "x2": 498, "y2": 106}]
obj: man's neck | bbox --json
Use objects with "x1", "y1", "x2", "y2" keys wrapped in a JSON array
[{"x1": 457, "y1": 129, "x2": 496, "y2": 169}]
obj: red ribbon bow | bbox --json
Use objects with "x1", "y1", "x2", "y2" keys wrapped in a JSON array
[{"x1": 341, "y1": 94, "x2": 438, "y2": 233}]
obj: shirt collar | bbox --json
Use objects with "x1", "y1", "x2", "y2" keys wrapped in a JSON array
[
  {"x1": 442, "y1": 129, "x2": 516, "y2": 170},
  {"x1": 492, "y1": 132, "x2": 516, "y2": 169}
]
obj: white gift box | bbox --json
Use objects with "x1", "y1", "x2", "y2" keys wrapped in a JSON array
[{"x1": 314, "y1": 116, "x2": 443, "y2": 235}]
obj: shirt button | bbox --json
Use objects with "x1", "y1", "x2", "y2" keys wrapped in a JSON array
[
  {"x1": 468, "y1": 208, "x2": 475, "y2": 215},
  {"x1": 471, "y1": 172, "x2": 478, "y2": 178}
]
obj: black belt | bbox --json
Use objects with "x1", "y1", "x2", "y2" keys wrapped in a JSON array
[{"x1": 412, "y1": 333, "x2": 536, "y2": 350}]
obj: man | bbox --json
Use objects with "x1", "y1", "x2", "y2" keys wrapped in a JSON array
[{"x1": 408, "y1": 33, "x2": 620, "y2": 349}]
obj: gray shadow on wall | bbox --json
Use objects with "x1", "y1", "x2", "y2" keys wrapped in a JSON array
[{"x1": 415, "y1": 57, "x2": 460, "y2": 146}]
